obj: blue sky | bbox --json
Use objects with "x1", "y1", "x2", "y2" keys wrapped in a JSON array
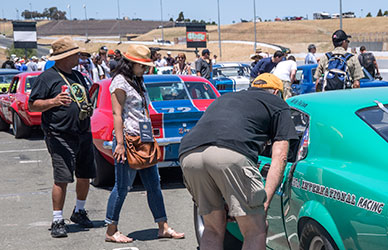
[{"x1": 3, "y1": 0, "x2": 388, "y2": 24}]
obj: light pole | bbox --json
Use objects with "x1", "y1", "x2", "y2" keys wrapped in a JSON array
[
  {"x1": 83, "y1": 4, "x2": 89, "y2": 42},
  {"x1": 67, "y1": 4, "x2": 72, "y2": 36},
  {"x1": 117, "y1": 0, "x2": 121, "y2": 44},
  {"x1": 253, "y1": 0, "x2": 257, "y2": 52},
  {"x1": 217, "y1": 0, "x2": 222, "y2": 58},
  {"x1": 160, "y1": 0, "x2": 164, "y2": 42},
  {"x1": 29, "y1": 3, "x2": 32, "y2": 20},
  {"x1": 16, "y1": 9, "x2": 19, "y2": 20},
  {"x1": 339, "y1": 0, "x2": 343, "y2": 29}
]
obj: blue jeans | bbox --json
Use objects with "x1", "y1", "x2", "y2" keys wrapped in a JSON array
[{"x1": 105, "y1": 136, "x2": 168, "y2": 225}]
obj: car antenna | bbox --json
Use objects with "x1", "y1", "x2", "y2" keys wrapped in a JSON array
[{"x1": 374, "y1": 100, "x2": 388, "y2": 114}]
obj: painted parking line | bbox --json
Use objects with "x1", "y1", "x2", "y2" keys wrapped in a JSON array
[
  {"x1": 112, "y1": 247, "x2": 139, "y2": 250},
  {"x1": 0, "y1": 148, "x2": 47, "y2": 154},
  {"x1": 20, "y1": 160, "x2": 42, "y2": 164}
]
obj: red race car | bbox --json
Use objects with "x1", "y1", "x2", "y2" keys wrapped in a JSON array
[
  {"x1": 0, "y1": 71, "x2": 94, "y2": 138},
  {"x1": 90, "y1": 75, "x2": 220, "y2": 186}
]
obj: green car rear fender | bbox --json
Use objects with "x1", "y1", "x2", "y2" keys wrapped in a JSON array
[{"x1": 299, "y1": 200, "x2": 346, "y2": 250}]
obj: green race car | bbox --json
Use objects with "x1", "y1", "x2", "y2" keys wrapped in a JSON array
[{"x1": 194, "y1": 87, "x2": 388, "y2": 250}]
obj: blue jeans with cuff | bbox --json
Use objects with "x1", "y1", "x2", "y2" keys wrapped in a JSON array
[{"x1": 105, "y1": 136, "x2": 167, "y2": 225}]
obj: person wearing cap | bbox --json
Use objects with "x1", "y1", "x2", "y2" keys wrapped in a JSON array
[
  {"x1": 1, "y1": 56, "x2": 16, "y2": 69},
  {"x1": 179, "y1": 73, "x2": 297, "y2": 249},
  {"x1": 314, "y1": 30, "x2": 363, "y2": 89},
  {"x1": 27, "y1": 56, "x2": 38, "y2": 71},
  {"x1": 37, "y1": 56, "x2": 47, "y2": 71},
  {"x1": 98, "y1": 45, "x2": 111, "y2": 78},
  {"x1": 273, "y1": 55, "x2": 297, "y2": 100},
  {"x1": 29, "y1": 36, "x2": 96, "y2": 238},
  {"x1": 108, "y1": 49, "x2": 122, "y2": 73},
  {"x1": 305, "y1": 44, "x2": 318, "y2": 64},
  {"x1": 195, "y1": 49, "x2": 212, "y2": 80},
  {"x1": 105, "y1": 44, "x2": 184, "y2": 243},
  {"x1": 166, "y1": 51, "x2": 175, "y2": 66}
]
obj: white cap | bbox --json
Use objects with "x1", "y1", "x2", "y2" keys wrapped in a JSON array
[{"x1": 167, "y1": 51, "x2": 171, "y2": 55}]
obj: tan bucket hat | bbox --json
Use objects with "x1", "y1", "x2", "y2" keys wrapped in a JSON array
[
  {"x1": 123, "y1": 44, "x2": 154, "y2": 67},
  {"x1": 49, "y1": 36, "x2": 81, "y2": 61}
]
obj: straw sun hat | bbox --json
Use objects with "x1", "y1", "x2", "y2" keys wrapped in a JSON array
[
  {"x1": 123, "y1": 44, "x2": 154, "y2": 67},
  {"x1": 48, "y1": 36, "x2": 81, "y2": 61}
]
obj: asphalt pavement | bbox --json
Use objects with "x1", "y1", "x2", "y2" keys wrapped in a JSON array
[{"x1": 0, "y1": 129, "x2": 197, "y2": 250}]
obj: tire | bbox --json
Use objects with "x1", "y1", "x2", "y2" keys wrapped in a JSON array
[
  {"x1": 299, "y1": 220, "x2": 338, "y2": 250},
  {"x1": 91, "y1": 145, "x2": 115, "y2": 187},
  {"x1": 193, "y1": 204, "x2": 243, "y2": 250},
  {"x1": 0, "y1": 115, "x2": 10, "y2": 131},
  {"x1": 12, "y1": 112, "x2": 31, "y2": 139}
]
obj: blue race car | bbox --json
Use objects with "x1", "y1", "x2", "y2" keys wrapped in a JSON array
[
  {"x1": 211, "y1": 63, "x2": 251, "y2": 95},
  {"x1": 292, "y1": 64, "x2": 388, "y2": 95}
]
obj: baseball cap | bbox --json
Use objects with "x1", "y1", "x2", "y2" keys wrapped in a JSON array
[
  {"x1": 108, "y1": 49, "x2": 115, "y2": 55},
  {"x1": 252, "y1": 73, "x2": 283, "y2": 93},
  {"x1": 332, "y1": 30, "x2": 351, "y2": 43},
  {"x1": 100, "y1": 46, "x2": 108, "y2": 51},
  {"x1": 202, "y1": 49, "x2": 210, "y2": 56},
  {"x1": 167, "y1": 51, "x2": 171, "y2": 55},
  {"x1": 308, "y1": 44, "x2": 316, "y2": 50}
]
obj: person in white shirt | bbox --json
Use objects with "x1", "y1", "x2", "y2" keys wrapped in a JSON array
[
  {"x1": 273, "y1": 55, "x2": 297, "y2": 100},
  {"x1": 154, "y1": 53, "x2": 167, "y2": 68},
  {"x1": 37, "y1": 56, "x2": 47, "y2": 71},
  {"x1": 305, "y1": 44, "x2": 318, "y2": 64}
]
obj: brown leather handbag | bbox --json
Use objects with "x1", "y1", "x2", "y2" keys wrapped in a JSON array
[
  {"x1": 124, "y1": 85, "x2": 161, "y2": 170},
  {"x1": 124, "y1": 134, "x2": 161, "y2": 170}
]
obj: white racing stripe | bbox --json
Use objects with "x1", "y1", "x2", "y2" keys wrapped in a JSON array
[
  {"x1": 0, "y1": 148, "x2": 47, "y2": 154},
  {"x1": 266, "y1": 232, "x2": 285, "y2": 243}
]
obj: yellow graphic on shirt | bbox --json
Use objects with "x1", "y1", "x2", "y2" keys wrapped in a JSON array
[{"x1": 69, "y1": 83, "x2": 87, "y2": 103}]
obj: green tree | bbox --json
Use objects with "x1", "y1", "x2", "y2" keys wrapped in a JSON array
[
  {"x1": 366, "y1": 12, "x2": 372, "y2": 17},
  {"x1": 377, "y1": 9, "x2": 383, "y2": 16},
  {"x1": 176, "y1": 11, "x2": 184, "y2": 22},
  {"x1": 383, "y1": 10, "x2": 388, "y2": 16},
  {"x1": 169, "y1": 17, "x2": 173, "y2": 22},
  {"x1": 7, "y1": 46, "x2": 37, "y2": 59}
]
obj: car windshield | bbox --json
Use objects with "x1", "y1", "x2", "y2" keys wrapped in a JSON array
[
  {"x1": 357, "y1": 104, "x2": 388, "y2": 142},
  {"x1": 0, "y1": 74, "x2": 16, "y2": 84},
  {"x1": 213, "y1": 66, "x2": 250, "y2": 77},
  {"x1": 146, "y1": 82, "x2": 189, "y2": 101},
  {"x1": 184, "y1": 81, "x2": 217, "y2": 99},
  {"x1": 25, "y1": 76, "x2": 38, "y2": 92}
]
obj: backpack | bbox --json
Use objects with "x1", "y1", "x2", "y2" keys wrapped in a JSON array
[
  {"x1": 323, "y1": 52, "x2": 353, "y2": 91},
  {"x1": 360, "y1": 52, "x2": 375, "y2": 70}
]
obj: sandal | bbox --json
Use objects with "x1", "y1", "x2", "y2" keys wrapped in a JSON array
[
  {"x1": 158, "y1": 227, "x2": 185, "y2": 239},
  {"x1": 105, "y1": 231, "x2": 133, "y2": 243}
]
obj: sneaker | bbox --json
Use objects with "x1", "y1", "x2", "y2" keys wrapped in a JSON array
[
  {"x1": 51, "y1": 219, "x2": 68, "y2": 238},
  {"x1": 70, "y1": 207, "x2": 94, "y2": 228}
]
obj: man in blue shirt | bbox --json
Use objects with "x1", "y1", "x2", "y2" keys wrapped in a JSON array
[
  {"x1": 250, "y1": 50, "x2": 284, "y2": 80},
  {"x1": 304, "y1": 44, "x2": 318, "y2": 64}
]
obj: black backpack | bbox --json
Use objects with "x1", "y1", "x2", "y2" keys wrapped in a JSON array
[
  {"x1": 360, "y1": 52, "x2": 375, "y2": 70},
  {"x1": 323, "y1": 52, "x2": 353, "y2": 91}
]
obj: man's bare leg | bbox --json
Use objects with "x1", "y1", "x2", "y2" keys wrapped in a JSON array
[
  {"x1": 200, "y1": 209, "x2": 226, "y2": 250},
  {"x1": 76, "y1": 178, "x2": 90, "y2": 200},
  {"x1": 52, "y1": 182, "x2": 67, "y2": 210},
  {"x1": 235, "y1": 213, "x2": 267, "y2": 250}
]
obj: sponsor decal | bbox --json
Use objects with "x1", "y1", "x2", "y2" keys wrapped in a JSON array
[
  {"x1": 186, "y1": 32, "x2": 206, "y2": 42},
  {"x1": 290, "y1": 98, "x2": 308, "y2": 108},
  {"x1": 291, "y1": 177, "x2": 384, "y2": 214}
]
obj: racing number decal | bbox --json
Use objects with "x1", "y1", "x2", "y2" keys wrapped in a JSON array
[{"x1": 161, "y1": 107, "x2": 192, "y2": 113}]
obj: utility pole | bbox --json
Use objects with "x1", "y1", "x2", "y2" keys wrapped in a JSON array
[
  {"x1": 67, "y1": 4, "x2": 72, "y2": 36},
  {"x1": 217, "y1": 0, "x2": 222, "y2": 58},
  {"x1": 16, "y1": 9, "x2": 19, "y2": 20},
  {"x1": 253, "y1": 0, "x2": 257, "y2": 52},
  {"x1": 160, "y1": 0, "x2": 164, "y2": 42},
  {"x1": 117, "y1": 0, "x2": 121, "y2": 44},
  {"x1": 339, "y1": 0, "x2": 343, "y2": 29},
  {"x1": 83, "y1": 4, "x2": 89, "y2": 42},
  {"x1": 29, "y1": 3, "x2": 32, "y2": 20}
]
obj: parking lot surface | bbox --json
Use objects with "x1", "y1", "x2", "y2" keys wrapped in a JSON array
[{"x1": 0, "y1": 130, "x2": 197, "y2": 250}]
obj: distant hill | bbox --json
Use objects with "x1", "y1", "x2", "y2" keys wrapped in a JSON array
[{"x1": 37, "y1": 19, "x2": 174, "y2": 36}]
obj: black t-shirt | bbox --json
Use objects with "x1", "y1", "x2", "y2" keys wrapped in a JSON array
[
  {"x1": 179, "y1": 87, "x2": 298, "y2": 164},
  {"x1": 195, "y1": 58, "x2": 211, "y2": 79},
  {"x1": 29, "y1": 67, "x2": 91, "y2": 134}
]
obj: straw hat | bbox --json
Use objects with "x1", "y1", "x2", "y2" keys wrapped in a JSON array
[
  {"x1": 123, "y1": 44, "x2": 154, "y2": 67},
  {"x1": 49, "y1": 36, "x2": 81, "y2": 61}
]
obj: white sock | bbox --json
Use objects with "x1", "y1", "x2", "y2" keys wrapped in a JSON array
[
  {"x1": 75, "y1": 199, "x2": 86, "y2": 212},
  {"x1": 53, "y1": 210, "x2": 63, "y2": 222}
]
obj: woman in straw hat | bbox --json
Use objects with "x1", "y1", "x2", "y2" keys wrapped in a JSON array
[{"x1": 105, "y1": 44, "x2": 184, "y2": 243}]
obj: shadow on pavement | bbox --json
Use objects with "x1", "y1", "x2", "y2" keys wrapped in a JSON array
[
  {"x1": 67, "y1": 220, "x2": 106, "y2": 233},
  {"x1": 128, "y1": 228, "x2": 159, "y2": 241}
]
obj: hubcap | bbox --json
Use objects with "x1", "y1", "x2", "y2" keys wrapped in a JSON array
[{"x1": 309, "y1": 236, "x2": 324, "y2": 250}]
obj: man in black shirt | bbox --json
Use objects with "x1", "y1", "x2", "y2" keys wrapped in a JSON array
[
  {"x1": 29, "y1": 37, "x2": 95, "y2": 238},
  {"x1": 195, "y1": 49, "x2": 212, "y2": 80},
  {"x1": 179, "y1": 73, "x2": 297, "y2": 249}
]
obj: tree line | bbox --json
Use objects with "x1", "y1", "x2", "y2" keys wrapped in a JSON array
[
  {"x1": 21, "y1": 7, "x2": 67, "y2": 20},
  {"x1": 366, "y1": 9, "x2": 388, "y2": 17}
]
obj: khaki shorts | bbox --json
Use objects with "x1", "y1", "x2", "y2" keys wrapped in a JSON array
[{"x1": 180, "y1": 145, "x2": 266, "y2": 217}]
